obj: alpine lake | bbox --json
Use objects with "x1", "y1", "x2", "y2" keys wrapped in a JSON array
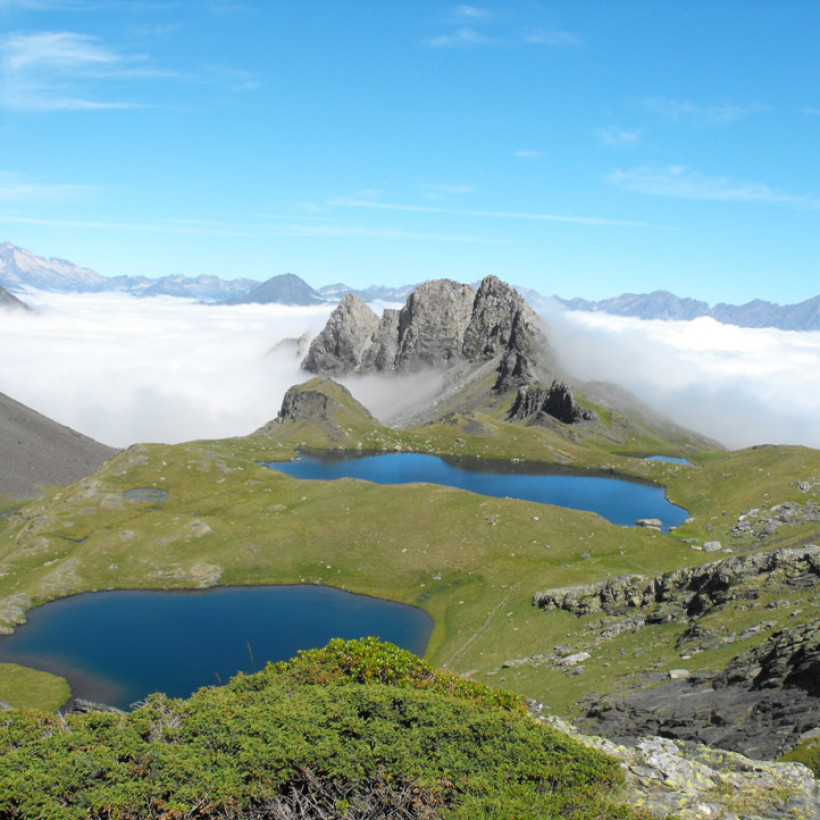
[{"x1": 0, "y1": 451, "x2": 689, "y2": 710}]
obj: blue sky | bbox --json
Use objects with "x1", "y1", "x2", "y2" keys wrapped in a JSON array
[{"x1": 0, "y1": 0, "x2": 817, "y2": 303}]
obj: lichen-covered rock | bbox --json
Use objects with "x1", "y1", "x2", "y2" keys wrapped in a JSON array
[{"x1": 536, "y1": 715, "x2": 820, "y2": 820}]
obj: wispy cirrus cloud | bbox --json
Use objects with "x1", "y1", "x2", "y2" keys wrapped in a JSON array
[
  {"x1": 429, "y1": 5, "x2": 579, "y2": 49},
  {"x1": 609, "y1": 165, "x2": 820, "y2": 207},
  {"x1": 514, "y1": 149, "x2": 543, "y2": 159},
  {"x1": 0, "y1": 170, "x2": 93, "y2": 202},
  {"x1": 643, "y1": 97, "x2": 768, "y2": 126},
  {"x1": 595, "y1": 126, "x2": 641, "y2": 148},
  {"x1": 330, "y1": 197, "x2": 655, "y2": 228},
  {"x1": 412, "y1": 182, "x2": 475, "y2": 200},
  {"x1": 0, "y1": 28, "x2": 258, "y2": 111},
  {"x1": 0, "y1": 30, "x2": 146, "y2": 110},
  {"x1": 0, "y1": 211, "x2": 505, "y2": 244}
]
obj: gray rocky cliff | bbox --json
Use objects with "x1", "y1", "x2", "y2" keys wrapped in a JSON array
[
  {"x1": 301, "y1": 294, "x2": 381, "y2": 375},
  {"x1": 302, "y1": 274, "x2": 547, "y2": 392},
  {"x1": 508, "y1": 381, "x2": 596, "y2": 425},
  {"x1": 393, "y1": 279, "x2": 475, "y2": 371}
]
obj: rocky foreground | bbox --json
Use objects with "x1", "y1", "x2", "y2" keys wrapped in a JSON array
[{"x1": 533, "y1": 545, "x2": 820, "y2": 760}]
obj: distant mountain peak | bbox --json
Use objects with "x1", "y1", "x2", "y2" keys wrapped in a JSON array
[{"x1": 226, "y1": 272, "x2": 327, "y2": 306}]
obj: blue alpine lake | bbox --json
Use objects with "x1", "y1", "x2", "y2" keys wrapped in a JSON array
[
  {"x1": 268, "y1": 452, "x2": 689, "y2": 531},
  {"x1": 0, "y1": 586, "x2": 432, "y2": 710}
]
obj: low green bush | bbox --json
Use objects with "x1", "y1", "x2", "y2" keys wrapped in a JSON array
[{"x1": 0, "y1": 639, "x2": 646, "y2": 819}]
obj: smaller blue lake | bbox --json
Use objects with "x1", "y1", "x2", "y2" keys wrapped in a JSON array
[
  {"x1": 0, "y1": 586, "x2": 432, "y2": 711},
  {"x1": 267, "y1": 452, "x2": 688, "y2": 531},
  {"x1": 645, "y1": 455, "x2": 694, "y2": 465}
]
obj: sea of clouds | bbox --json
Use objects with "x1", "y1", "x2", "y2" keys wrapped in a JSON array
[{"x1": 2, "y1": 290, "x2": 819, "y2": 451}]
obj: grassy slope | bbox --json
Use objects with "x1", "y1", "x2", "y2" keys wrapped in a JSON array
[{"x1": 0, "y1": 377, "x2": 818, "y2": 717}]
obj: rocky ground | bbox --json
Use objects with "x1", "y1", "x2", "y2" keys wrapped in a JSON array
[
  {"x1": 0, "y1": 391, "x2": 117, "y2": 499},
  {"x1": 536, "y1": 713, "x2": 820, "y2": 820},
  {"x1": 532, "y1": 545, "x2": 820, "y2": 760}
]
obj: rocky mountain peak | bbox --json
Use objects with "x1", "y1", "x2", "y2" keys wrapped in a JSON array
[
  {"x1": 301, "y1": 294, "x2": 381, "y2": 375},
  {"x1": 302, "y1": 275, "x2": 547, "y2": 392}
]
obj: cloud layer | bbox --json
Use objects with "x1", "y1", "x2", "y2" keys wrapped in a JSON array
[
  {"x1": 1, "y1": 292, "x2": 334, "y2": 447},
  {"x1": 542, "y1": 306, "x2": 820, "y2": 449},
  {"x1": 2, "y1": 292, "x2": 819, "y2": 452}
]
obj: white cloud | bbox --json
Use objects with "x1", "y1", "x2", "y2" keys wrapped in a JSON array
[
  {"x1": 541, "y1": 306, "x2": 820, "y2": 449},
  {"x1": 0, "y1": 170, "x2": 92, "y2": 202},
  {"x1": 595, "y1": 126, "x2": 641, "y2": 148},
  {"x1": 643, "y1": 97, "x2": 768, "y2": 126},
  {"x1": 521, "y1": 29, "x2": 580, "y2": 46},
  {"x1": 429, "y1": 27, "x2": 492, "y2": 48},
  {"x1": 0, "y1": 30, "x2": 142, "y2": 110},
  {"x1": 413, "y1": 182, "x2": 476, "y2": 200},
  {"x1": 514, "y1": 149, "x2": 543, "y2": 159},
  {"x1": 332, "y1": 196, "x2": 656, "y2": 228},
  {"x1": 608, "y1": 165, "x2": 820, "y2": 207},
  {"x1": 0, "y1": 291, "x2": 335, "y2": 447},
  {"x1": 4, "y1": 292, "x2": 820, "y2": 453}
]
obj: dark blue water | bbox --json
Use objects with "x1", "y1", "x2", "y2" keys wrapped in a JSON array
[
  {"x1": 645, "y1": 455, "x2": 694, "y2": 465},
  {"x1": 268, "y1": 452, "x2": 688, "y2": 531},
  {"x1": 0, "y1": 586, "x2": 432, "y2": 710}
]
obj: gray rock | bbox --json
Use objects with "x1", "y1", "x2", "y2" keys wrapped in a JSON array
[
  {"x1": 538, "y1": 714, "x2": 820, "y2": 820},
  {"x1": 507, "y1": 381, "x2": 596, "y2": 425},
  {"x1": 302, "y1": 275, "x2": 547, "y2": 393},
  {"x1": 302, "y1": 294, "x2": 381, "y2": 375}
]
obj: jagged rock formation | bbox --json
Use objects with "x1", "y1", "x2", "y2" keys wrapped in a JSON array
[
  {"x1": 533, "y1": 545, "x2": 820, "y2": 619},
  {"x1": 302, "y1": 294, "x2": 383, "y2": 374},
  {"x1": 533, "y1": 546, "x2": 820, "y2": 758},
  {"x1": 536, "y1": 714, "x2": 820, "y2": 820},
  {"x1": 508, "y1": 381, "x2": 596, "y2": 425},
  {"x1": 302, "y1": 276, "x2": 545, "y2": 392},
  {"x1": 0, "y1": 391, "x2": 117, "y2": 499}
]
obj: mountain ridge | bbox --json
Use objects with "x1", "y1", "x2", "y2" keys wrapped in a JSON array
[{"x1": 3, "y1": 240, "x2": 819, "y2": 329}]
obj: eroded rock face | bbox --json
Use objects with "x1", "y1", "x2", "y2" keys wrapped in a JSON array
[
  {"x1": 301, "y1": 294, "x2": 381, "y2": 375},
  {"x1": 508, "y1": 381, "x2": 596, "y2": 425},
  {"x1": 533, "y1": 544, "x2": 820, "y2": 619},
  {"x1": 394, "y1": 280, "x2": 475, "y2": 371},
  {"x1": 301, "y1": 275, "x2": 545, "y2": 391}
]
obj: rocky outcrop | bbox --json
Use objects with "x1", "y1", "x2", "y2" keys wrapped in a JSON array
[
  {"x1": 582, "y1": 622, "x2": 820, "y2": 760},
  {"x1": 508, "y1": 381, "x2": 596, "y2": 425},
  {"x1": 301, "y1": 294, "x2": 382, "y2": 375},
  {"x1": 302, "y1": 275, "x2": 546, "y2": 392},
  {"x1": 532, "y1": 546, "x2": 820, "y2": 759},
  {"x1": 535, "y1": 714, "x2": 820, "y2": 820},
  {"x1": 731, "y1": 500, "x2": 820, "y2": 540},
  {"x1": 275, "y1": 379, "x2": 374, "y2": 425},
  {"x1": 533, "y1": 544, "x2": 820, "y2": 619}
]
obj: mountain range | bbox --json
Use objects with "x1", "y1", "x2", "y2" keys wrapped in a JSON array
[{"x1": 2, "y1": 241, "x2": 819, "y2": 331}]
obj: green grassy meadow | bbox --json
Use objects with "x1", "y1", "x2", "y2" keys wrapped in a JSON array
[{"x1": 1, "y1": 380, "x2": 819, "y2": 716}]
